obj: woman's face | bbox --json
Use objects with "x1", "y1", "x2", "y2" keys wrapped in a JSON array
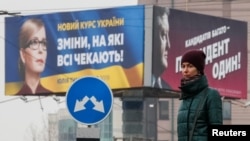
[
  {"x1": 181, "y1": 62, "x2": 199, "y2": 79},
  {"x1": 20, "y1": 26, "x2": 47, "y2": 75}
]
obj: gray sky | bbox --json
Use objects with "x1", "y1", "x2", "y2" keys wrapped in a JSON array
[{"x1": 0, "y1": 1, "x2": 137, "y2": 140}]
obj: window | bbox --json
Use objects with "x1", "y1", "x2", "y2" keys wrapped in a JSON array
[
  {"x1": 122, "y1": 122, "x2": 143, "y2": 134},
  {"x1": 159, "y1": 101, "x2": 169, "y2": 120},
  {"x1": 223, "y1": 101, "x2": 231, "y2": 120}
]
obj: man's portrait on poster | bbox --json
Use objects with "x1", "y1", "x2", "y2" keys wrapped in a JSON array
[{"x1": 152, "y1": 6, "x2": 172, "y2": 90}]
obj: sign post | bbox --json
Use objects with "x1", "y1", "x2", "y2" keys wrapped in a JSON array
[{"x1": 66, "y1": 76, "x2": 113, "y2": 125}]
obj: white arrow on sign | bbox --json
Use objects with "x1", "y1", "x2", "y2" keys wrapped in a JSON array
[
  {"x1": 90, "y1": 96, "x2": 105, "y2": 113},
  {"x1": 74, "y1": 96, "x2": 89, "y2": 112},
  {"x1": 73, "y1": 96, "x2": 105, "y2": 113}
]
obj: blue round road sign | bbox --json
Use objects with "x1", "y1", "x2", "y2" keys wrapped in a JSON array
[{"x1": 66, "y1": 76, "x2": 113, "y2": 125}]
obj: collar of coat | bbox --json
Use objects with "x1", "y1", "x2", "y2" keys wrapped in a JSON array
[{"x1": 179, "y1": 75, "x2": 208, "y2": 100}]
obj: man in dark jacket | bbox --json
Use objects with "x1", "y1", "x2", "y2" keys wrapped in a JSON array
[{"x1": 177, "y1": 49, "x2": 223, "y2": 141}]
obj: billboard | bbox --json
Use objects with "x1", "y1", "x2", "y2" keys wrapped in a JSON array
[
  {"x1": 5, "y1": 5, "x2": 145, "y2": 96},
  {"x1": 5, "y1": 5, "x2": 248, "y2": 99},
  {"x1": 152, "y1": 6, "x2": 247, "y2": 99}
]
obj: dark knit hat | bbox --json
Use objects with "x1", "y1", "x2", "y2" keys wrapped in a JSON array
[{"x1": 181, "y1": 50, "x2": 206, "y2": 75}]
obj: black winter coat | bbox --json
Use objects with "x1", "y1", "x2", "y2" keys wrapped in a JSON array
[{"x1": 177, "y1": 75, "x2": 222, "y2": 141}]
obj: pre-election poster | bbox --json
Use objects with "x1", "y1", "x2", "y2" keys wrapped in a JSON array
[
  {"x1": 152, "y1": 6, "x2": 247, "y2": 99},
  {"x1": 5, "y1": 5, "x2": 144, "y2": 96}
]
